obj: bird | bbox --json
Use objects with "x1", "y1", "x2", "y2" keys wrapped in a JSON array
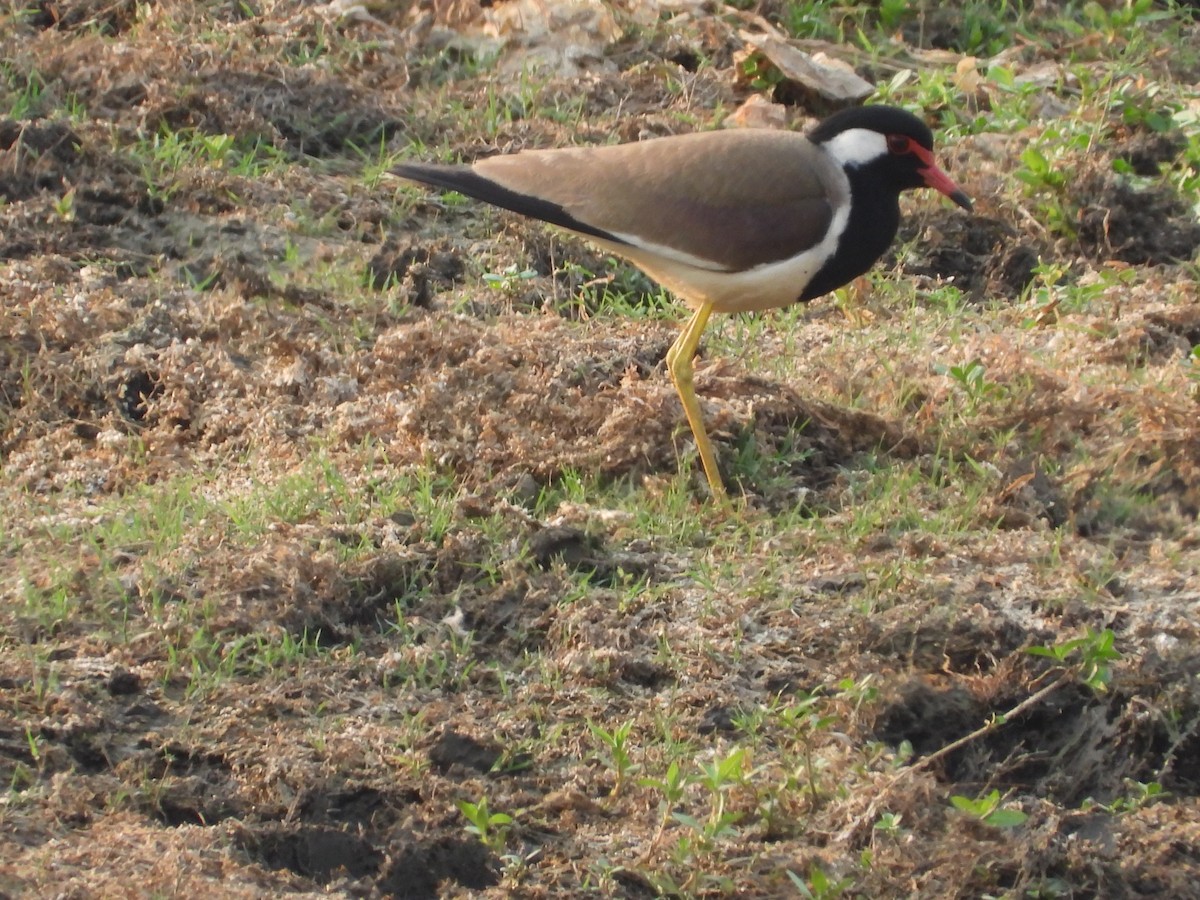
[{"x1": 393, "y1": 105, "x2": 971, "y2": 499}]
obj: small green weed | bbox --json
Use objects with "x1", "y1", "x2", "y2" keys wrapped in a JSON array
[
  {"x1": 939, "y1": 358, "x2": 1004, "y2": 410},
  {"x1": 1027, "y1": 628, "x2": 1121, "y2": 693},
  {"x1": 640, "y1": 759, "x2": 690, "y2": 843},
  {"x1": 687, "y1": 746, "x2": 752, "y2": 838},
  {"x1": 1083, "y1": 779, "x2": 1168, "y2": 814},
  {"x1": 457, "y1": 795, "x2": 514, "y2": 853},
  {"x1": 949, "y1": 789, "x2": 1028, "y2": 828},
  {"x1": 788, "y1": 863, "x2": 854, "y2": 899},
  {"x1": 482, "y1": 264, "x2": 538, "y2": 294},
  {"x1": 873, "y1": 811, "x2": 905, "y2": 838},
  {"x1": 779, "y1": 693, "x2": 838, "y2": 807},
  {"x1": 741, "y1": 53, "x2": 785, "y2": 93},
  {"x1": 589, "y1": 719, "x2": 639, "y2": 796}
]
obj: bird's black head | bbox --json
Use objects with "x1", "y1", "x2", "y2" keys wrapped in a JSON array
[
  {"x1": 797, "y1": 106, "x2": 971, "y2": 302},
  {"x1": 809, "y1": 105, "x2": 971, "y2": 211}
]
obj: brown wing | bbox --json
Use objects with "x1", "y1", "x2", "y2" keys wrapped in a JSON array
[{"x1": 401, "y1": 129, "x2": 843, "y2": 273}]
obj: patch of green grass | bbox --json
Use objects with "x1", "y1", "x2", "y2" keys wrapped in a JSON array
[
  {"x1": 1, "y1": 60, "x2": 86, "y2": 121},
  {"x1": 816, "y1": 448, "x2": 998, "y2": 547},
  {"x1": 12, "y1": 475, "x2": 212, "y2": 619},
  {"x1": 627, "y1": 678, "x2": 890, "y2": 893},
  {"x1": 128, "y1": 125, "x2": 292, "y2": 203},
  {"x1": 168, "y1": 626, "x2": 332, "y2": 700},
  {"x1": 2, "y1": 65, "x2": 46, "y2": 118},
  {"x1": 382, "y1": 615, "x2": 480, "y2": 692}
]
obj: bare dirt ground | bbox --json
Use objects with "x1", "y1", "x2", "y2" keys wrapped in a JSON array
[{"x1": 3, "y1": 1, "x2": 1200, "y2": 897}]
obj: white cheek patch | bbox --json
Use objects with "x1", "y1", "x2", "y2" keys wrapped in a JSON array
[{"x1": 823, "y1": 128, "x2": 888, "y2": 169}]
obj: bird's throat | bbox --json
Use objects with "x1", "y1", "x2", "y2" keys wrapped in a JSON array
[{"x1": 799, "y1": 173, "x2": 903, "y2": 302}]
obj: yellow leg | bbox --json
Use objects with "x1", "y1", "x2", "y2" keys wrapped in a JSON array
[{"x1": 665, "y1": 303, "x2": 726, "y2": 498}]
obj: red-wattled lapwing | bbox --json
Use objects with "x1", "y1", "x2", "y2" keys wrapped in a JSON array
[{"x1": 394, "y1": 105, "x2": 971, "y2": 499}]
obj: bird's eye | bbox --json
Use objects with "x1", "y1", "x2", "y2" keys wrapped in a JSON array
[{"x1": 886, "y1": 134, "x2": 911, "y2": 155}]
